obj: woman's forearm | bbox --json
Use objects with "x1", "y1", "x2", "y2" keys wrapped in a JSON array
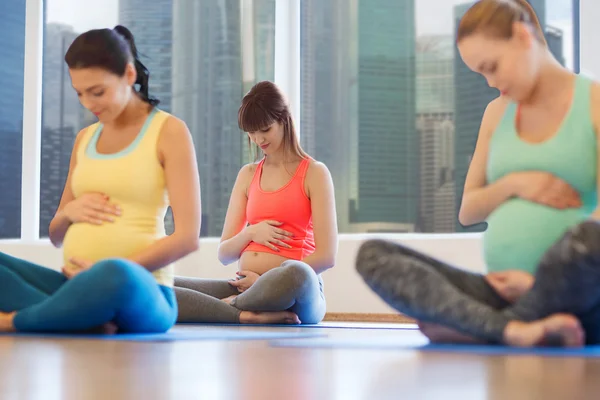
[
  {"x1": 302, "y1": 252, "x2": 335, "y2": 275},
  {"x1": 128, "y1": 232, "x2": 199, "y2": 272},
  {"x1": 217, "y1": 226, "x2": 254, "y2": 265},
  {"x1": 49, "y1": 211, "x2": 72, "y2": 248},
  {"x1": 459, "y1": 174, "x2": 520, "y2": 226}
]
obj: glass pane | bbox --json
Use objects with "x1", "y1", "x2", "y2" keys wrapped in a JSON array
[
  {"x1": 300, "y1": 0, "x2": 579, "y2": 234},
  {"x1": 0, "y1": 0, "x2": 25, "y2": 239},
  {"x1": 40, "y1": 0, "x2": 275, "y2": 238}
]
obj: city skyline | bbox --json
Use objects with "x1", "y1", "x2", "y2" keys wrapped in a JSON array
[
  {"x1": 45, "y1": 0, "x2": 575, "y2": 62},
  {"x1": 0, "y1": 0, "x2": 26, "y2": 238},
  {"x1": 1, "y1": 0, "x2": 578, "y2": 238}
]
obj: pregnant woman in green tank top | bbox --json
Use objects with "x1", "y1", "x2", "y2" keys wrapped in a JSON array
[{"x1": 355, "y1": 0, "x2": 600, "y2": 347}]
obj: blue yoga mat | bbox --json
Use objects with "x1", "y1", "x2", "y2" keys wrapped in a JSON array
[
  {"x1": 269, "y1": 335, "x2": 600, "y2": 357},
  {"x1": 0, "y1": 327, "x2": 327, "y2": 342},
  {"x1": 178, "y1": 321, "x2": 418, "y2": 330}
]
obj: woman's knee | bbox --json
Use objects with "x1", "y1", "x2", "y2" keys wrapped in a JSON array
[
  {"x1": 280, "y1": 261, "x2": 317, "y2": 285},
  {"x1": 553, "y1": 221, "x2": 600, "y2": 264},
  {"x1": 90, "y1": 258, "x2": 147, "y2": 296}
]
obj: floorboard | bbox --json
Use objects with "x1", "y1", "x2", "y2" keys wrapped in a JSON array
[{"x1": 1, "y1": 323, "x2": 598, "y2": 400}]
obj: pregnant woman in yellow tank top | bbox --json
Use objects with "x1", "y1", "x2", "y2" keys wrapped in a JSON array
[{"x1": 0, "y1": 26, "x2": 200, "y2": 334}]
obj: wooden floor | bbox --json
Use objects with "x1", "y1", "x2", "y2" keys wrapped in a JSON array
[{"x1": 1, "y1": 323, "x2": 599, "y2": 400}]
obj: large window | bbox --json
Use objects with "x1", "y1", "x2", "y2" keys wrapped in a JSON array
[
  {"x1": 40, "y1": 0, "x2": 275, "y2": 238},
  {"x1": 300, "y1": 0, "x2": 579, "y2": 234},
  {"x1": 0, "y1": 1, "x2": 26, "y2": 239}
]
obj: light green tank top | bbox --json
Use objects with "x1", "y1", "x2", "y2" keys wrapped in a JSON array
[{"x1": 484, "y1": 74, "x2": 597, "y2": 274}]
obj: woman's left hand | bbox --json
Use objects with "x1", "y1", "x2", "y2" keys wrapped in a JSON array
[
  {"x1": 485, "y1": 270, "x2": 535, "y2": 303},
  {"x1": 62, "y1": 257, "x2": 93, "y2": 279},
  {"x1": 229, "y1": 270, "x2": 260, "y2": 293}
]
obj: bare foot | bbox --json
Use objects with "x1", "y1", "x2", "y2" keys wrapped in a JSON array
[
  {"x1": 239, "y1": 311, "x2": 301, "y2": 325},
  {"x1": 0, "y1": 312, "x2": 16, "y2": 332},
  {"x1": 504, "y1": 314, "x2": 585, "y2": 347},
  {"x1": 222, "y1": 295, "x2": 237, "y2": 305},
  {"x1": 418, "y1": 321, "x2": 483, "y2": 344}
]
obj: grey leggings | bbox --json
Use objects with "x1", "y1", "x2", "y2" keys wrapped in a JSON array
[
  {"x1": 356, "y1": 220, "x2": 600, "y2": 345},
  {"x1": 174, "y1": 260, "x2": 326, "y2": 324}
]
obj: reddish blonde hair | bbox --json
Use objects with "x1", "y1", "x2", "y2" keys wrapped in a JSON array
[{"x1": 457, "y1": 0, "x2": 546, "y2": 46}]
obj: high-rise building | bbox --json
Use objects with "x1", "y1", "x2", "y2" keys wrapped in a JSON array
[
  {"x1": 416, "y1": 35, "x2": 455, "y2": 233},
  {"x1": 352, "y1": 0, "x2": 417, "y2": 230},
  {"x1": 0, "y1": 0, "x2": 25, "y2": 238},
  {"x1": 119, "y1": 0, "x2": 173, "y2": 113},
  {"x1": 573, "y1": 0, "x2": 580, "y2": 72},
  {"x1": 172, "y1": 0, "x2": 243, "y2": 237},
  {"x1": 301, "y1": 0, "x2": 417, "y2": 233},
  {"x1": 453, "y1": 0, "x2": 565, "y2": 232},
  {"x1": 252, "y1": 0, "x2": 276, "y2": 84},
  {"x1": 546, "y1": 26, "x2": 565, "y2": 66},
  {"x1": 241, "y1": 0, "x2": 276, "y2": 165},
  {"x1": 300, "y1": 0, "x2": 356, "y2": 232},
  {"x1": 39, "y1": 23, "x2": 82, "y2": 237}
]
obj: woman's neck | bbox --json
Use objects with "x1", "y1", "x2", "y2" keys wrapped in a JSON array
[
  {"x1": 523, "y1": 55, "x2": 575, "y2": 107},
  {"x1": 106, "y1": 95, "x2": 150, "y2": 130},
  {"x1": 264, "y1": 149, "x2": 300, "y2": 166}
]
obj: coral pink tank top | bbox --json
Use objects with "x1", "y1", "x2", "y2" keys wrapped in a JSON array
[{"x1": 243, "y1": 157, "x2": 315, "y2": 260}]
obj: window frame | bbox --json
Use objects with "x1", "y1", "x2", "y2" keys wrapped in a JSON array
[{"x1": 14, "y1": 0, "x2": 581, "y2": 241}]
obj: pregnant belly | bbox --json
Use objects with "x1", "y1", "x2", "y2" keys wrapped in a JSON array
[
  {"x1": 484, "y1": 199, "x2": 586, "y2": 274},
  {"x1": 238, "y1": 251, "x2": 291, "y2": 275},
  {"x1": 62, "y1": 222, "x2": 158, "y2": 268}
]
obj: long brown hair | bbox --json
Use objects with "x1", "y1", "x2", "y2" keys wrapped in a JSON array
[
  {"x1": 457, "y1": 0, "x2": 546, "y2": 46},
  {"x1": 238, "y1": 81, "x2": 309, "y2": 162}
]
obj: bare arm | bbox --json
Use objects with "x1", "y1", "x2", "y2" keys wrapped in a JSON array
[
  {"x1": 458, "y1": 97, "x2": 521, "y2": 226},
  {"x1": 48, "y1": 129, "x2": 85, "y2": 247},
  {"x1": 217, "y1": 164, "x2": 255, "y2": 265},
  {"x1": 126, "y1": 117, "x2": 201, "y2": 271},
  {"x1": 301, "y1": 162, "x2": 338, "y2": 274},
  {"x1": 590, "y1": 83, "x2": 600, "y2": 219}
]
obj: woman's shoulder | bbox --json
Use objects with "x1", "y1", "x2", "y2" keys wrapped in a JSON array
[
  {"x1": 235, "y1": 160, "x2": 262, "y2": 188},
  {"x1": 305, "y1": 159, "x2": 332, "y2": 184}
]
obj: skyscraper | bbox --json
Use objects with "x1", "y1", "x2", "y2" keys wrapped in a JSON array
[
  {"x1": 453, "y1": 0, "x2": 565, "y2": 232},
  {"x1": 172, "y1": 0, "x2": 243, "y2": 237},
  {"x1": 119, "y1": 0, "x2": 173, "y2": 113},
  {"x1": 0, "y1": 0, "x2": 25, "y2": 238},
  {"x1": 252, "y1": 0, "x2": 276, "y2": 84},
  {"x1": 300, "y1": 0, "x2": 356, "y2": 232},
  {"x1": 416, "y1": 35, "x2": 455, "y2": 233},
  {"x1": 241, "y1": 0, "x2": 276, "y2": 165},
  {"x1": 39, "y1": 23, "x2": 81, "y2": 237},
  {"x1": 352, "y1": 0, "x2": 417, "y2": 230},
  {"x1": 301, "y1": 0, "x2": 417, "y2": 233},
  {"x1": 573, "y1": 0, "x2": 580, "y2": 72}
]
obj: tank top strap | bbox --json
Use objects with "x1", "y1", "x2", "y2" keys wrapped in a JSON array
[
  {"x1": 77, "y1": 123, "x2": 101, "y2": 160},
  {"x1": 570, "y1": 74, "x2": 593, "y2": 117},
  {"x1": 135, "y1": 108, "x2": 169, "y2": 153},
  {"x1": 249, "y1": 158, "x2": 266, "y2": 189},
  {"x1": 297, "y1": 157, "x2": 312, "y2": 179}
]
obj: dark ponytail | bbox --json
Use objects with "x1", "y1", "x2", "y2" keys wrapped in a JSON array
[{"x1": 64, "y1": 25, "x2": 159, "y2": 106}]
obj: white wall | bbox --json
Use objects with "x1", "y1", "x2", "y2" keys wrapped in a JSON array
[
  {"x1": 0, "y1": 233, "x2": 485, "y2": 314},
  {"x1": 580, "y1": 0, "x2": 599, "y2": 79}
]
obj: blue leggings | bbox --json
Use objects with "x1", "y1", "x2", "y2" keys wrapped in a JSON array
[{"x1": 0, "y1": 252, "x2": 177, "y2": 333}]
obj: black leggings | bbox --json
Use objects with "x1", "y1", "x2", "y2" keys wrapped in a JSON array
[{"x1": 355, "y1": 220, "x2": 600, "y2": 345}]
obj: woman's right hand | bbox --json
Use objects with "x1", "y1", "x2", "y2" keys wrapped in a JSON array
[
  {"x1": 514, "y1": 171, "x2": 582, "y2": 209},
  {"x1": 247, "y1": 220, "x2": 293, "y2": 251},
  {"x1": 63, "y1": 193, "x2": 121, "y2": 225}
]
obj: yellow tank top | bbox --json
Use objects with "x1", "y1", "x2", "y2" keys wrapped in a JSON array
[{"x1": 63, "y1": 107, "x2": 174, "y2": 287}]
